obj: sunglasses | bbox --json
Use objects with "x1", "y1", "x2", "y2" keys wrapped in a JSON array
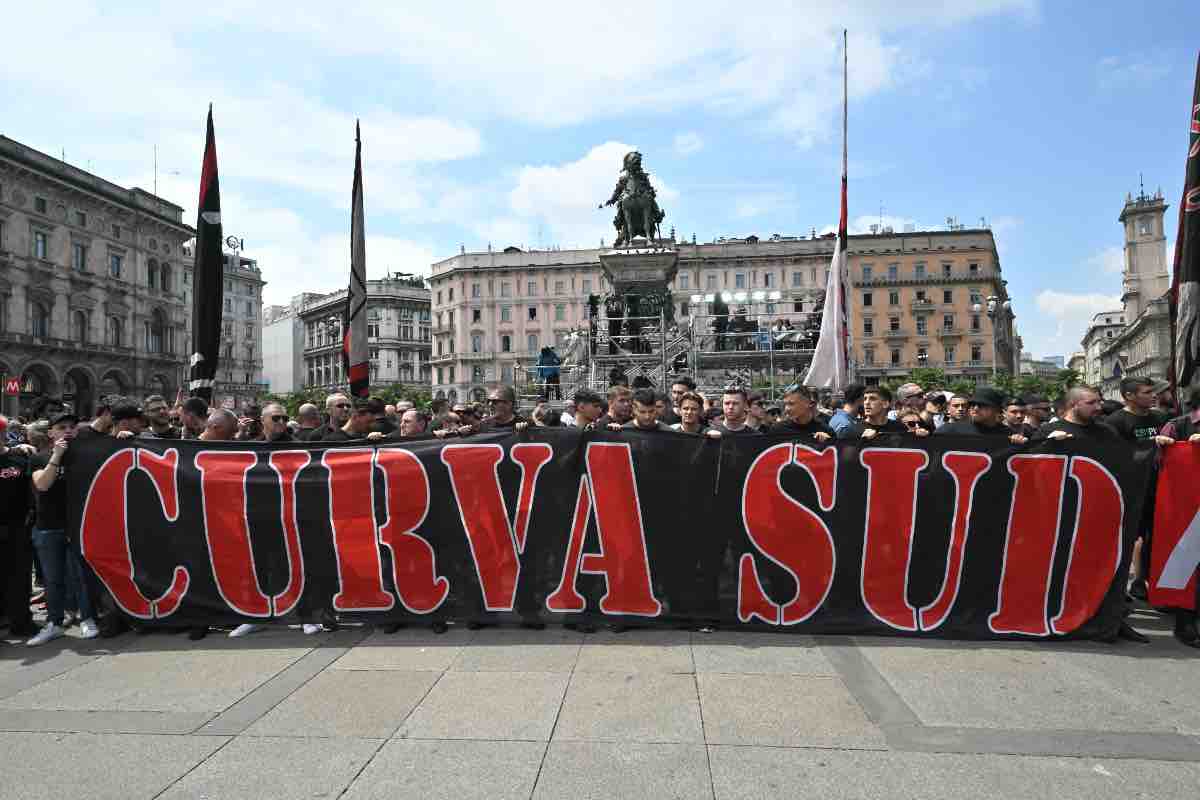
[
  {"x1": 335, "y1": 403, "x2": 351, "y2": 409},
  {"x1": 487, "y1": 398, "x2": 509, "y2": 405},
  {"x1": 270, "y1": 415, "x2": 288, "y2": 423},
  {"x1": 902, "y1": 420, "x2": 922, "y2": 428}
]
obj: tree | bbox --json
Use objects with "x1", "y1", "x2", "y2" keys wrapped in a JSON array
[{"x1": 263, "y1": 382, "x2": 433, "y2": 418}]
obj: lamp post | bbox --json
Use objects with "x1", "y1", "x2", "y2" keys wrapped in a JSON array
[{"x1": 971, "y1": 295, "x2": 1012, "y2": 379}]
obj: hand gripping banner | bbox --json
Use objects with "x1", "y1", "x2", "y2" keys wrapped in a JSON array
[{"x1": 66, "y1": 430, "x2": 1154, "y2": 639}]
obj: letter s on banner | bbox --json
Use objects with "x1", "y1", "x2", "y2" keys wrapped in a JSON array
[
  {"x1": 80, "y1": 448, "x2": 189, "y2": 619},
  {"x1": 738, "y1": 443, "x2": 836, "y2": 625}
]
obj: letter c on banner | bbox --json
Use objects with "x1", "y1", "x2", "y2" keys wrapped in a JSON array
[{"x1": 80, "y1": 448, "x2": 189, "y2": 619}]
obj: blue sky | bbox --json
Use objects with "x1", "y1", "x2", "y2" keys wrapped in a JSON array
[{"x1": 3, "y1": 1, "x2": 1197, "y2": 358}]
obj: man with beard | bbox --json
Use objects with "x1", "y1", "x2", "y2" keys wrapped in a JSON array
[
  {"x1": 594, "y1": 385, "x2": 633, "y2": 429},
  {"x1": 1034, "y1": 385, "x2": 1149, "y2": 644},
  {"x1": 259, "y1": 402, "x2": 293, "y2": 442},
  {"x1": 709, "y1": 387, "x2": 760, "y2": 436},
  {"x1": 322, "y1": 398, "x2": 377, "y2": 441},
  {"x1": 179, "y1": 397, "x2": 209, "y2": 440},
  {"x1": 771, "y1": 385, "x2": 833, "y2": 442},
  {"x1": 142, "y1": 395, "x2": 179, "y2": 439},
  {"x1": 612, "y1": 388, "x2": 673, "y2": 431},
  {"x1": 839, "y1": 386, "x2": 909, "y2": 440},
  {"x1": 935, "y1": 387, "x2": 1028, "y2": 443},
  {"x1": 306, "y1": 393, "x2": 351, "y2": 441},
  {"x1": 1022, "y1": 394, "x2": 1052, "y2": 434}
]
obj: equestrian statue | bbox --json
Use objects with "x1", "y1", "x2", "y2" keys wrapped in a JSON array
[{"x1": 599, "y1": 151, "x2": 666, "y2": 247}]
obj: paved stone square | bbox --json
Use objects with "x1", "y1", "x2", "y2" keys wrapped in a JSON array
[{"x1": 1, "y1": 612, "x2": 1198, "y2": 799}]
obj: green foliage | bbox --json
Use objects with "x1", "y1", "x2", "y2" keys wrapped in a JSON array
[{"x1": 263, "y1": 383, "x2": 433, "y2": 417}]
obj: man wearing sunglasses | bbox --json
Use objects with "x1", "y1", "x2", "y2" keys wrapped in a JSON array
[
  {"x1": 935, "y1": 387, "x2": 1027, "y2": 444},
  {"x1": 1021, "y1": 394, "x2": 1052, "y2": 435},
  {"x1": 322, "y1": 398, "x2": 377, "y2": 441},
  {"x1": 259, "y1": 402, "x2": 293, "y2": 442},
  {"x1": 305, "y1": 393, "x2": 351, "y2": 441}
]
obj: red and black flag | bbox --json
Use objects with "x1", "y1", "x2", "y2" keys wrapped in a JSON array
[
  {"x1": 188, "y1": 105, "x2": 224, "y2": 402},
  {"x1": 1172, "y1": 53, "x2": 1200, "y2": 393},
  {"x1": 343, "y1": 121, "x2": 370, "y2": 398}
]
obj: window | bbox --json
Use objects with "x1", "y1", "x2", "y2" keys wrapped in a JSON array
[
  {"x1": 471, "y1": 334, "x2": 482, "y2": 353},
  {"x1": 75, "y1": 211, "x2": 87, "y2": 227},
  {"x1": 245, "y1": 301, "x2": 253, "y2": 316},
  {"x1": 678, "y1": 275, "x2": 689, "y2": 290},
  {"x1": 681, "y1": 302, "x2": 691, "y2": 317},
  {"x1": 887, "y1": 264, "x2": 898, "y2": 280},
  {"x1": 969, "y1": 289, "x2": 982, "y2": 305},
  {"x1": 942, "y1": 263, "x2": 952, "y2": 277},
  {"x1": 554, "y1": 280, "x2": 565, "y2": 295},
  {"x1": 499, "y1": 305, "x2": 511, "y2": 323},
  {"x1": 35, "y1": 197, "x2": 47, "y2": 214},
  {"x1": 448, "y1": 288, "x2": 454, "y2": 301},
  {"x1": 472, "y1": 365, "x2": 485, "y2": 382},
  {"x1": 889, "y1": 316, "x2": 900, "y2": 332},
  {"x1": 889, "y1": 290, "x2": 899, "y2": 306},
  {"x1": 793, "y1": 300, "x2": 804, "y2": 313},
  {"x1": 971, "y1": 315, "x2": 981, "y2": 332},
  {"x1": 33, "y1": 231, "x2": 48, "y2": 259},
  {"x1": 244, "y1": 323, "x2": 253, "y2": 339},
  {"x1": 109, "y1": 253, "x2": 122, "y2": 277},
  {"x1": 914, "y1": 263, "x2": 926, "y2": 279},
  {"x1": 224, "y1": 298, "x2": 232, "y2": 312},
  {"x1": 917, "y1": 346, "x2": 928, "y2": 362},
  {"x1": 765, "y1": 302, "x2": 775, "y2": 314},
  {"x1": 862, "y1": 265, "x2": 872, "y2": 281},
  {"x1": 148, "y1": 261, "x2": 158, "y2": 288},
  {"x1": 943, "y1": 314, "x2": 955, "y2": 330},
  {"x1": 971, "y1": 344, "x2": 983, "y2": 362},
  {"x1": 707, "y1": 274, "x2": 717, "y2": 289},
  {"x1": 528, "y1": 306, "x2": 537, "y2": 320},
  {"x1": 944, "y1": 345, "x2": 956, "y2": 363},
  {"x1": 472, "y1": 309, "x2": 482, "y2": 323},
  {"x1": 1139, "y1": 219, "x2": 1151, "y2": 236},
  {"x1": 72, "y1": 242, "x2": 87, "y2": 271},
  {"x1": 862, "y1": 292, "x2": 873, "y2": 307},
  {"x1": 30, "y1": 302, "x2": 49, "y2": 338},
  {"x1": 863, "y1": 318, "x2": 874, "y2": 336},
  {"x1": 436, "y1": 290, "x2": 442, "y2": 305},
  {"x1": 735, "y1": 273, "x2": 746, "y2": 289},
  {"x1": 968, "y1": 262, "x2": 979, "y2": 275},
  {"x1": 764, "y1": 272, "x2": 775, "y2": 288},
  {"x1": 528, "y1": 280, "x2": 537, "y2": 295},
  {"x1": 161, "y1": 265, "x2": 172, "y2": 292},
  {"x1": 792, "y1": 271, "x2": 803, "y2": 287},
  {"x1": 554, "y1": 304, "x2": 565, "y2": 321},
  {"x1": 942, "y1": 289, "x2": 952, "y2": 304},
  {"x1": 112, "y1": 224, "x2": 121, "y2": 239},
  {"x1": 527, "y1": 333, "x2": 538, "y2": 351},
  {"x1": 501, "y1": 364, "x2": 513, "y2": 382},
  {"x1": 224, "y1": 321, "x2": 233, "y2": 338},
  {"x1": 108, "y1": 316, "x2": 123, "y2": 347},
  {"x1": 500, "y1": 282, "x2": 511, "y2": 297},
  {"x1": 915, "y1": 290, "x2": 927, "y2": 302},
  {"x1": 501, "y1": 335, "x2": 511, "y2": 352},
  {"x1": 864, "y1": 347, "x2": 875, "y2": 365},
  {"x1": 582, "y1": 279, "x2": 592, "y2": 293},
  {"x1": 224, "y1": 278, "x2": 232, "y2": 292},
  {"x1": 147, "y1": 309, "x2": 165, "y2": 353},
  {"x1": 916, "y1": 317, "x2": 927, "y2": 336},
  {"x1": 471, "y1": 283, "x2": 480, "y2": 298},
  {"x1": 890, "y1": 349, "x2": 901, "y2": 366},
  {"x1": 72, "y1": 310, "x2": 87, "y2": 344}
]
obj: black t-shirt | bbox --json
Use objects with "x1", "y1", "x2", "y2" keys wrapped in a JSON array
[
  {"x1": 711, "y1": 422, "x2": 761, "y2": 436},
  {"x1": 936, "y1": 420, "x2": 1014, "y2": 437},
  {"x1": 148, "y1": 425, "x2": 181, "y2": 439},
  {"x1": 478, "y1": 414, "x2": 526, "y2": 432},
  {"x1": 321, "y1": 428, "x2": 363, "y2": 442},
  {"x1": 1102, "y1": 409, "x2": 1167, "y2": 443},
  {"x1": 770, "y1": 418, "x2": 834, "y2": 439},
  {"x1": 30, "y1": 453, "x2": 68, "y2": 530},
  {"x1": 621, "y1": 420, "x2": 673, "y2": 432},
  {"x1": 594, "y1": 414, "x2": 631, "y2": 430},
  {"x1": 0, "y1": 450, "x2": 31, "y2": 525},
  {"x1": 659, "y1": 408, "x2": 681, "y2": 426},
  {"x1": 839, "y1": 418, "x2": 908, "y2": 439},
  {"x1": 72, "y1": 424, "x2": 108, "y2": 441},
  {"x1": 1032, "y1": 418, "x2": 1123, "y2": 443}
]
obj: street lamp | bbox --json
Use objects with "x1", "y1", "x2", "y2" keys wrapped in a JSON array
[{"x1": 971, "y1": 295, "x2": 1012, "y2": 378}]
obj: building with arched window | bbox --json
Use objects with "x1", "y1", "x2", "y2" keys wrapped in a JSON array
[{"x1": 0, "y1": 135, "x2": 191, "y2": 417}]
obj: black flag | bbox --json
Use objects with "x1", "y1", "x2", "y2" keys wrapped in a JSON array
[
  {"x1": 189, "y1": 105, "x2": 224, "y2": 402},
  {"x1": 343, "y1": 121, "x2": 369, "y2": 398},
  {"x1": 1172, "y1": 53, "x2": 1200, "y2": 393}
]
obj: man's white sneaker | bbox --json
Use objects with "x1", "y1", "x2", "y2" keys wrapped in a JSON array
[
  {"x1": 302, "y1": 623, "x2": 322, "y2": 635},
  {"x1": 79, "y1": 619, "x2": 100, "y2": 639},
  {"x1": 27, "y1": 623, "x2": 64, "y2": 647},
  {"x1": 229, "y1": 623, "x2": 262, "y2": 638}
]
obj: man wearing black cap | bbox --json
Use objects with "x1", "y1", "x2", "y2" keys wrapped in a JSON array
[
  {"x1": 110, "y1": 403, "x2": 145, "y2": 439},
  {"x1": 935, "y1": 387, "x2": 1028, "y2": 444},
  {"x1": 322, "y1": 398, "x2": 377, "y2": 441},
  {"x1": 27, "y1": 412, "x2": 99, "y2": 645}
]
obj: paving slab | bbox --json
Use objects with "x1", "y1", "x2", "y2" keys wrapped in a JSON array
[
  {"x1": 533, "y1": 741, "x2": 713, "y2": 800},
  {"x1": 0, "y1": 646, "x2": 107, "y2": 699},
  {"x1": 707, "y1": 745, "x2": 1200, "y2": 800},
  {"x1": 575, "y1": 629, "x2": 694, "y2": 673},
  {"x1": 333, "y1": 627, "x2": 472, "y2": 671},
  {"x1": 452, "y1": 627, "x2": 582, "y2": 672},
  {"x1": 0, "y1": 645, "x2": 307, "y2": 713},
  {"x1": 342, "y1": 738, "x2": 545, "y2": 800},
  {"x1": 245, "y1": 669, "x2": 439, "y2": 738},
  {"x1": 698, "y1": 673, "x2": 886, "y2": 748},
  {"x1": 692, "y1": 632, "x2": 837, "y2": 675},
  {"x1": 0, "y1": 708, "x2": 212, "y2": 734},
  {"x1": 554, "y1": 671, "x2": 704, "y2": 743},
  {"x1": 857, "y1": 639, "x2": 1174, "y2": 733},
  {"x1": 397, "y1": 670, "x2": 568, "y2": 741},
  {"x1": 0, "y1": 731, "x2": 227, "y2": 800},
  {"x1": 158, "y1": 735, "x2": 380, "y2": 800}
]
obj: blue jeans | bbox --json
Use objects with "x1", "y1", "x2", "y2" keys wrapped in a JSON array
[{"x1": 32, "y1": 528, "x2": 94, "y2": 626}]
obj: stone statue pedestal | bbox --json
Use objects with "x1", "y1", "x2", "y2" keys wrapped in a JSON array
[{"x1": 599, "y1": 245, "x2": 678, "y2": 294}]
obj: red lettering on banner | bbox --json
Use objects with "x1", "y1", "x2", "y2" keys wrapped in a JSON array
[
  {"x1": 80, "y1": 449, "x2": 190, "y2": 619},
  {"x1": 546, "y1": 475, "x2": 593, "y2": 612},
  {"x1": 860, "y1": 449, "x2": 929, "y2": 631},
  {"x1": 989, "y1": 454, "x2": 1068, "y2": 636},
  {"x1": 738, "y1": 444, "x2": 836, "y2": 625},
  {"x1": 441, "y1": 443, "x2": 551, "y2": 611},
  {"x1": 918, "y1": 452, "x2": 991, "y2": 631},
  {"x1": 579, "y1": 443, "x2": 662, "y2": 616},
  {"x1": 1050, "y1": 457, "x2": 1123, "y2": 634},
  {"x1": 196, "y1": 451, "x2": 271, "y2": 617},
  {"x1": 1150, "y1": 445, "x2": 1200, "y2": 610},
  {"x1": 323, "y1": 449, "x2": 394, "y2": 611},
  {"x1": 267, "y1": 451, "x2": 311, "y2": 616},
  {"x1": 375, "y1": 448, "x2": 449, "y2": 613}
]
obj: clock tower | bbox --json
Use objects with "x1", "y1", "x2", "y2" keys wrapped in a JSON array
[{"x1": 1118, "y1": 185, "x2": 1170, "y2": 320}]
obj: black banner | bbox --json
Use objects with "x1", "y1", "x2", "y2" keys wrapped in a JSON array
[{"x1": 67, "y1": 430, "x2": 1154, "y2": 639}]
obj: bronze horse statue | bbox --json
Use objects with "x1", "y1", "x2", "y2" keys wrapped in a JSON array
[{"x1": 600, "y1": 151, "x2": 665, "y2": 247}]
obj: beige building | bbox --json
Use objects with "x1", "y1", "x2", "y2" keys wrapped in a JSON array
[
  {"x1": 1079, "y1": 309, "x2": 1126, "y2": 387},
  {"x1": 427, "y1": 228, "x2": 1016, "y2": 402},
  {"x1": 0, "y1": 135, "x2": 192, "y2": 417}
]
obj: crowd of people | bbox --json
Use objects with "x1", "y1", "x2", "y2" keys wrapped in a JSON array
[{"x1": 2, "y1": 373, "x2": 1198, "y2": 648}]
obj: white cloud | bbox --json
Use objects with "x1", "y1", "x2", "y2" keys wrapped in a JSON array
[
  {"x1": 1097, "y1": 55, "x2": 1171, "y2": 91},
  {"x1": 1032, "y1": 289, "x2": 1123, "y2": 353},
  {"x1": 673, "y1": 132, "x2": 704, "y2": 156},
  {"x1": 1084, "y1": 246, "x2": 1125, "y2": 275}
]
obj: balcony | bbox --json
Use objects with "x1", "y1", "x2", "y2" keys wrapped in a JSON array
[
  {"x1": 938, "y1": 327, "x2": 962, "y2": 339},
  {"x1": 429, "y1": 354, "x2": 455, "y2": 365},
  {"x1": 884, "y1": 329, "x2": 909, "y2": 340},
  {"x1": 911, "y1": 299, "x2": 934, "y2": 311},
  {"x1": 460, "y1": 351, "x2": 494, "y2": 362}
]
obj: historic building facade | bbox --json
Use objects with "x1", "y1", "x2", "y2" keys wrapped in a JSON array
[
  {"x1": 1080, "y1": 309, "x2": 1127, "y2": 388},
  {"x1": 427, "y1": 228, "x2": 1016, "y2": 402},
  {"x1": 289, "y1": 276, "x2": 431, "y2": 393},
  {"x1": 0, "y1": 136, "x2": 192, "y2": 418}
]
